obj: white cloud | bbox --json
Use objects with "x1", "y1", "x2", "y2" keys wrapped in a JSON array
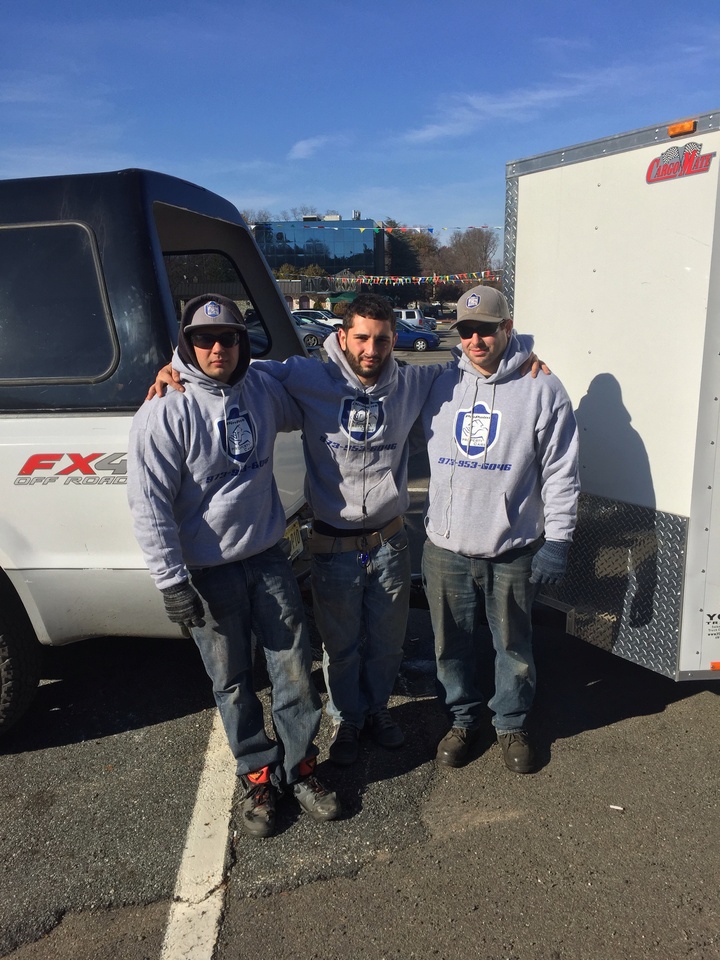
[
  {"x1": 401, "y1": 65, "x2": 643, "y2": 144},
  {"x1": 287, "y1": 136, "x2": 330, "y2": 161}
]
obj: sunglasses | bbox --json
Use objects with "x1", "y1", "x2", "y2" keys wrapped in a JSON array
[
  {"x1": 455, "y1": 320, "x2": 506, "y2": 339},
  {"x1": 189, "y1": 331, "x2": 241, "y2": 349}
]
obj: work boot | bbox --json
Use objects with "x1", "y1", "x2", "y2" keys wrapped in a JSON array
[
  {"x1": 293, "y1": 775, "x2": 342, "y2": 821},
  {"x1": 435, "y1": 727, "x2": 479, "y2": 767},
  {"x1": 366, "y1": 707, "x2": 405, "y2": 748},
  {"x1": 238, "y1": 766, "x2": 277, "y2": 838},
  {"x1": 497, "y1": 730, "x2": 536, "y2": 774},
  {"x1": 329, "y1": 722, "x2": 360, "y2": 765}
]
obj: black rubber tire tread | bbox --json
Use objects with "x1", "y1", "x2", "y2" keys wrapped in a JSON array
[{"x1": 0, "y1": 598, "x2": 42, "y2": 736}]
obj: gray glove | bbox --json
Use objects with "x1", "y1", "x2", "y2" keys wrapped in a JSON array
[
  {"x1": 161, "y1": 581, "x2": 205, "y2": 630},
  {"x1": 529, "y1": 541, "x2": 570, "y2": 585}
]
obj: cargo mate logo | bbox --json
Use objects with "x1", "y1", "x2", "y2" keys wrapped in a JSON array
[
  {"x1": 646, "y1": 141, "x2": 716, "y2": 184},
  {"x1": 14, "y1": 453, "x2": 127, "y2": 485}
]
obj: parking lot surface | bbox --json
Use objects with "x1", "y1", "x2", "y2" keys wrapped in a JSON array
[{"x1": 2, "y1": 336, "x2": 719, "y2": 960}]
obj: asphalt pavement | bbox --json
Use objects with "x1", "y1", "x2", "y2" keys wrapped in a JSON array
[{"x1": 2, "y1": 333, "x2": 719, "y2": 960}]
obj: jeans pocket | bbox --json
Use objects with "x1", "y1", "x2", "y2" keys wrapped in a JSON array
[
  {"x1": 385, "y1": 528, "x2": 409, "y2": 553},
  {"x1": 312, "y1": 551, "x2": 337, "y2": 568}
]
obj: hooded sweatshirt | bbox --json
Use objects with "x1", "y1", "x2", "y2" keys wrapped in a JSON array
[
  {"x1": 421, "y1": 333, "x2": 579, "y2": 558},
  {"x1": 254, "y1": 333, "x2": 447, "y2": 530},
  {"x1": 128, "y1": 328, "x2": 303, "y2": 590},
  {"x1": 254, "y1": 331, "x2": 539, "y2": 531}
]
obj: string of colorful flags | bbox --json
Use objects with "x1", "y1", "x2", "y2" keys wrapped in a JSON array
[
  {"x1": 300, "y1": 224, "x2": 502, "y2": 234},
  {"x1": 251, "y1": 223, "x2": 502, "y2": 234},
  {"x1": 318, "y1": 271, "x2": 502, "y2": 286}
]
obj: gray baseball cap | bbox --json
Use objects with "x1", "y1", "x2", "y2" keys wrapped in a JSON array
[
  {"x1": 182, "y1": 294, "x2": 246, "y2": 333},
  {"x1": 450, "y1": 285, "x2": 511, "y2": 328}
]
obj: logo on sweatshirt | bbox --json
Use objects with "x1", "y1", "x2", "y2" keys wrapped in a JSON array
[
  {"x1": 454, "y1": 402, "x2": 500, "y2": 457},
  {"x1": 218, "y1": 406, "x2": 257, "y2": 464},
  {"x1": 340, "y1": 396, "x2": 384, "y2": 442}
]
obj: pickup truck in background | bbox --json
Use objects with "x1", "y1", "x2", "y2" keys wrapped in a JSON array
[{"x1": 0, "y1": 168, "x2": 310, "y2": 734}]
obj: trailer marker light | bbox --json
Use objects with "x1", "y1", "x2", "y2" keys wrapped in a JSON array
[
  {"x1": 711, "y1": 662, "x2": 720, "y2": 670},
  {"x1": 668, "y1": 119, "x2": 698, "y2": 137}
]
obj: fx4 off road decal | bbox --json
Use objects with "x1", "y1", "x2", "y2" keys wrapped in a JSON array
[{"x1": 15, "y1": 452, "x2": 127, "y2": 485}]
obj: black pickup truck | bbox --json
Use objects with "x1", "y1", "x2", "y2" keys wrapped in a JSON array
[{"x1": 0, "y1": 168, "x2": 309, "y2": 733}]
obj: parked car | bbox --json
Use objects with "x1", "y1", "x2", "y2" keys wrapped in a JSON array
[
  {"x1": 292, "y1": 310, "x2": 341, "y2": 331},
  {"x1": 394, "y1": 319, "x2": 440, "y2": 352},
  {"x1": 393, "y1": 308, "x2": 436, "y2": 331},
  {"x1": 292, "y1": 314, "x2": 332, "y2": 348}
]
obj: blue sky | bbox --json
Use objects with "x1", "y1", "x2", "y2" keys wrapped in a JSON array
[{"x1": 4, "y1": 0, "x2": 720, "y2": 243}]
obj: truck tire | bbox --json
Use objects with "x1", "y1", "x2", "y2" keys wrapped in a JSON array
[{"x1": 0, "y1": 611, "x2": 42, "y2": 736}]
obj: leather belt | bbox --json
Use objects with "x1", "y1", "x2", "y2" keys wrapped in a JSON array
[{"x1": 308, "y1": 516, "x2": 404, "y2": 555}]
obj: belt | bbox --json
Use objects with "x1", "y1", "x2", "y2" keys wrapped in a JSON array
[{"x1": 308, "y1": 516, "x2": 404, "y2": 555}]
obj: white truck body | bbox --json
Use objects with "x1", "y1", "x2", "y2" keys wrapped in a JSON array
[{"x1": 504, "y1": 109, "x2": 720, "y2": 680}]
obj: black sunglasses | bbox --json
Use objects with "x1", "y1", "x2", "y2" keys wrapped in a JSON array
[
  {"x1": 455, "y1": 320, "x2": 505, "y2": 339},
  {"x1": 189, "y1": 331, "x2": 241, "y2": 349}
]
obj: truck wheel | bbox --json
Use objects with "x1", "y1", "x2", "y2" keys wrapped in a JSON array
[
  {"x1": 413, "y1": 338, "x2": 428, "y2": 352},
  {"x1": 0, "y1": 613, "x2": 41, "y2": 736}
]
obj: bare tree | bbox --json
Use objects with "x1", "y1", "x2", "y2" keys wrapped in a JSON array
[
  {"x1": 240, "y1": 208, "x2": 273, "y2": 224},
  {"x1": 440, "y1": 227, "x2": 499, "y2": 275},
  {"x1": 277, "y1": 205, "x2": 321, "y2": 221}
]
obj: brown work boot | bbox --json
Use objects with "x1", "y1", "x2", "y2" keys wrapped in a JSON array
[
  {"x1": 497, "y1": 730, "x2": 536, "y2": 774},
  {"x1": 435, "y1": 727, "x2": 479, "y2": 767}
]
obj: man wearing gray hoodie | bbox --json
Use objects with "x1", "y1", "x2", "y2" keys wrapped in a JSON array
[
  {"x1": 254, "y1": 294, "x2": 449, "y2": 765},
  {"x1": 421, "y1": 286, "x2": 579, "y2": 774},
  {"x1": 128, "y1": 294, "x2": 340, "y2": 838}
]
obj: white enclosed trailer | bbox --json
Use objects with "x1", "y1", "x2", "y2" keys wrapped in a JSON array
[{"x1": 504, "y1": 109, "x2": 720, "y2": 680}]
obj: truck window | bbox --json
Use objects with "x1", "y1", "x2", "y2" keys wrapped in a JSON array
[
  {"x1": 163, "y1": 251, "x2": 270, "y2": 355},
  {"x1": 0, "y1": 222, "x2": 117, "y2": 383}
]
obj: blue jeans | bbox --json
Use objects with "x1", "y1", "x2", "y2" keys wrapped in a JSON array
[
  {"x1": 312, "y1": 526, "x2": 411, "y2": 728},
  {"x1": 189, "y1": 543, "x2": 321, "y2": 785},
  {"x1": 422, "y1": 539, "x2": 539, "y2": 733}
]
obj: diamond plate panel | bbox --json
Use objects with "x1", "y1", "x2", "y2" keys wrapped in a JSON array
[
  {"x1": 540, "y1": 494, "x2": 687, "y2": 678},
  {"x1": 503, "y1": 175, "x2": 518, "y2": 313}
]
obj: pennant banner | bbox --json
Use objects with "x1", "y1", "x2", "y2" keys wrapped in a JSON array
[
  {"x1": 298, "y1": 271, "x2": 502, "y2": 286},
  {"x1": 252, "y1": 223, "x2": 502, "y2": 234}
]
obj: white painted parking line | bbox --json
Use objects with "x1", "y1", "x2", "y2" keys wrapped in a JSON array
[{"x1": 160, "y1": 711, "x2": 237, "y2": 960}]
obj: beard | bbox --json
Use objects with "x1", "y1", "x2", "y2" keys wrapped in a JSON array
[{"x1": 343, "y1": 348, "x2": 390, "y2": 382}]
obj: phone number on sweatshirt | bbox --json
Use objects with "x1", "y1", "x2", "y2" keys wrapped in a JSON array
[{"x1": 436, "y1": 457, "x2": 512, "y2": 471}]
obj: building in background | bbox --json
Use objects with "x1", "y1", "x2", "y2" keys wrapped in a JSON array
[{"x1": 253, "y1": 214, "x2": 385, "y2": 278}]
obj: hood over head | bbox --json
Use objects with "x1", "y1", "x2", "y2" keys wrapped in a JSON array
[{"x1": 177, "y1": 293, "x2": 251, "y2": 386}]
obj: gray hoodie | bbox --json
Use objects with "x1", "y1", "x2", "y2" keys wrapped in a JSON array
[
  {"x1": 128, "y1": 347, "x2": 302, "y2": 590},
  {"x1": 421, "y1": 334, "x2": 579, "y2": 558},
  {"x1": 254, "y1": 333, "x2": 444, "y2": 530}
]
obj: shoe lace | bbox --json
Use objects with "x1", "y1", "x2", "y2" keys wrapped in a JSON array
[
  {"x1": 299, "y1": 775, "x2": 328, "y2": 798},
  {"x1": 335, "y1": 723, "x2": 358, "y2": 743},
  {"x1": 450, "y1": 727, "x2": 470, "y2": 742},
  {"x1": 248, "y1": 782, "x2": 272, "y2": 807},
  {"x1": 503, "y1": 731, "x2": 529, "y2": 746},
  {"x1": 371, "y1": 708, "x2": 395, "y2": 732}
]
